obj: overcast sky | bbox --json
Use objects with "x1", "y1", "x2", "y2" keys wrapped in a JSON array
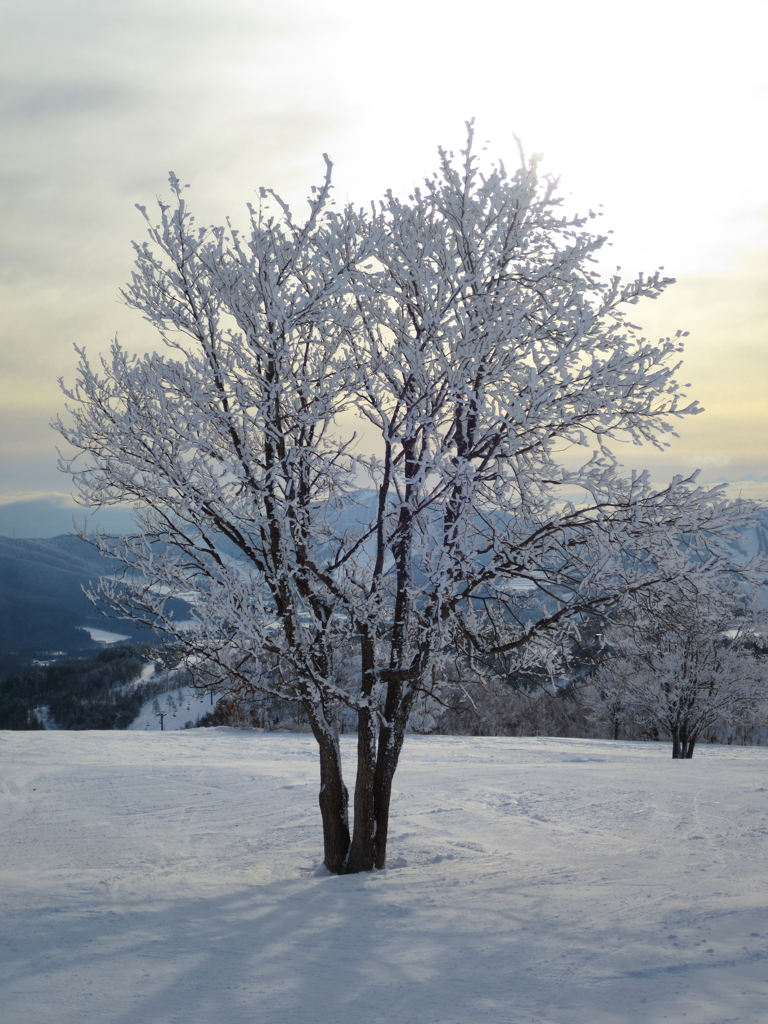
[{"x1": 1, "y1": 0, "x2": 766, "y2": 505}]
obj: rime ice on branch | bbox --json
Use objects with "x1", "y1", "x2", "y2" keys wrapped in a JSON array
[{"x1": 56, "y1": 124, "x2": 766, "y2": 872}]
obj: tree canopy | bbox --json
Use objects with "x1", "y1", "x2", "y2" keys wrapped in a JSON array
[{"x1": 56, "y1": 126, "x2": 763, "y2": 872}]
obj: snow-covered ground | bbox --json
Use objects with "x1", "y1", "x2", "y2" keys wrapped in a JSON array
[{"x1": 2, "y1": 732, "x2": 768, "y2": 1024}]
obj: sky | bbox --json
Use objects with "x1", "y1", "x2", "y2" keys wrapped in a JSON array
[{"x1": 1, "y1": 0, "x2": 766, "y2": 510}]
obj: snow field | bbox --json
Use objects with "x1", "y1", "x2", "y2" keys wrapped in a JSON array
[{"x1": 2, "y1": 731, "x2": 768, "y2": 1024}]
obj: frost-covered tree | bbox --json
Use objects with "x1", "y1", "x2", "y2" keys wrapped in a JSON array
[
  {"x1": 56, "y1": 125, "x2": 762, "y2": 872},
  {"x1": 584, "y1": 584, "x2": 767, "y2": 757}
]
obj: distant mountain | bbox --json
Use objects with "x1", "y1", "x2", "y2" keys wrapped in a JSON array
[
  {"x1": 0, "y1": 535, "x2": 183, "y2": 663},
  {"x1": 727, "y1": 510, "x2": 768, "y2": 563},
  {"x1": 1, "y1": 496, "x2": 765, "y2": 671},
  {"x1": 0, "y1": 498, "x2": 139, "y2": 539}
]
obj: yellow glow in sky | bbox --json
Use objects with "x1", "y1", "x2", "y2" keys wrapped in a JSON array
[{"x1": 0, "y1": 0, "x2": 766, "y2": 503}]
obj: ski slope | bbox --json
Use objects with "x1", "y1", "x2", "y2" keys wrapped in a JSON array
[
  {"x1": 127, "y1": 683, "x2": 214, "y2": 731},
  {"x1": 2, "y1": 731, "x2": 768, "y2": 1024}
]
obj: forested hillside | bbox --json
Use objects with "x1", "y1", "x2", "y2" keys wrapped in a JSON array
[
  {"x1": 0, "y1": 534, "x2": 191, "y2": 672},
  {"x1": 0, "y1": 535, "x2": 127, "y2": 657},
  {"x1": 0, "y1": 645, "x2": 167, "y2": 730}
]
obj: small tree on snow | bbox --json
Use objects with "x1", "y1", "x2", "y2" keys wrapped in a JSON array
[
  {"x1": 56, "y1": 125, "x2": 762, "y2": 872},
  {"x1": 584, "y1": 584, "x2": 767, "y2": 758}
]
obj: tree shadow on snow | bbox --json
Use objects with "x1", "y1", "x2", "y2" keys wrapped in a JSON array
[{"x1": 6, "y1": 871, "x2": 768, "y2": 1024}]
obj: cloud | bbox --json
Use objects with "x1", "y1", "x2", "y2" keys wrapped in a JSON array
[
  {"x1": 1, "y1": 0, "x2": 767, "y2": 500},
  {"x1": 0, "y1": 79, "x2": 134, "y2": 121},
  {"x1": 697, "y1": 451, "x2": 733, "y2": 468},
  {"x1": 0, "y1": 0, "x2": 343, "y2": 500}
]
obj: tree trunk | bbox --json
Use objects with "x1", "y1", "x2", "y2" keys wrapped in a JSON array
[
  {"x1": 671, "y1": 726, "x2": 681, "y2": 758},
  {"x1": 373, "y1": 769, "x2": 395, "y2": 869},
  {"x1": 345, "y1": 708, "x2": 377, "y2": 873},
  {"x1": 372, "y1": 709, "x2": 411, "y2": 869},
  {"x1": 671, "y1": 723, "x2": 697, "y2": 759},
  {"x1": 313, "y1": 727, "x2": 350, "y2": 873}
]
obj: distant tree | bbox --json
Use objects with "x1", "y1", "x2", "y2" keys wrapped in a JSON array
[
  {"x1": 56, "y1": 124, "x2": 762, "y2": 871},
  {"x1": 584, "y1": 583, "x2": 768, "y2": 757},
  {"x1": 0, "y1": 693, "x2": 44, "y2": 730}
]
